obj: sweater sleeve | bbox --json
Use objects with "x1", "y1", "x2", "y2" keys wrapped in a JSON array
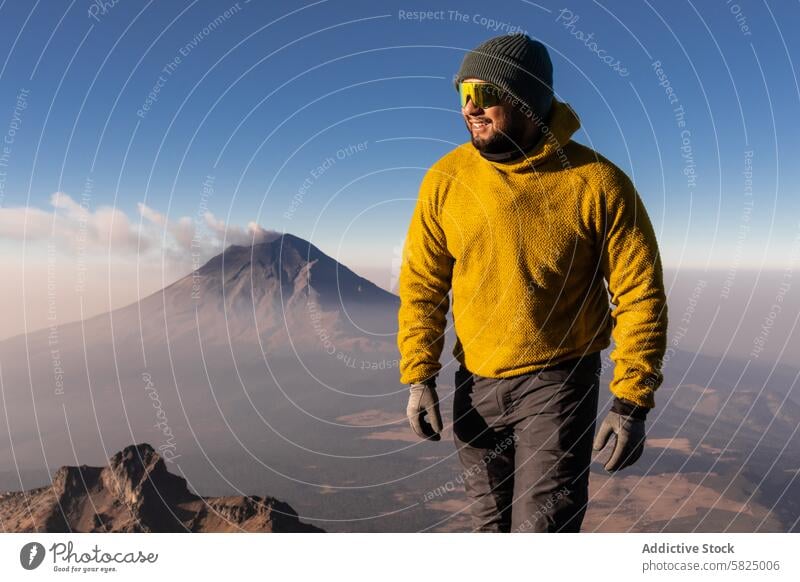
[
  {"x1": 397, "y1": 170, "x2": 454, "y2": 385},
  {"x1": 599, "y1": 167, "x2": 668, "y2": 409}
]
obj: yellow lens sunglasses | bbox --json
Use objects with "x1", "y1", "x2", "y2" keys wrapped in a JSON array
[{"x1": 458, "y1": 81, "x2": 508, "y2": 109}]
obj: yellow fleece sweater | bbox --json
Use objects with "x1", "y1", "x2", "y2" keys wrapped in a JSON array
[{"x1": 397, "y1": 99, "x2": 668, "y2": 408}]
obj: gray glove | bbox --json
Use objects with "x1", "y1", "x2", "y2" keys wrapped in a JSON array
[
  {"x1": 592, "y1": 411, "x2": 646, "y2": 472},
  {"x1": 406, "y1": 382, "x2": 443, "y2": 441}
]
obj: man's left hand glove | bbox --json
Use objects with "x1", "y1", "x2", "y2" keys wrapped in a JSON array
[{"x1": 592, "y1": 411, "x2": 646, "y2": 472}]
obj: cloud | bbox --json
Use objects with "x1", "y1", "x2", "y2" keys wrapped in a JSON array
[
  {"x1": 202, "y1": 212, "x2": 274, "y2": 246},
  {"x1": 137, "y1": 202, "x2": 195, "y2": 252},
  {"x1": 0, "y1": 192, "x2": 142, "y2": 251},
  {"x1": 136, "y1": 202, "x2": 167, "y2": 227},
  {"x1": 136, "y1": 203, "x2": 277, "y2": 256},
  {"x1": 0, "y1": 193, "x2": 278, "y2": 267}
]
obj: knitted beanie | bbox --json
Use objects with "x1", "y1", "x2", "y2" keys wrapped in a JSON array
[{"x1": 454, "y1": 33, "x2": 554, "y2": 121}]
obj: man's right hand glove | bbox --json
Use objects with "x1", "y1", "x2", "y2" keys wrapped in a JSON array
[{"x1": 406, "y1": 382, "x2": 443, "y2": 441}]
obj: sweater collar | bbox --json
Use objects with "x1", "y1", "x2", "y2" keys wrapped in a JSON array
[
  {"x1": 472, "y1": 99, "x2": 581, "y2": 171},
  {"x1": 478, "y1": 134, "x2": 543, "y2": 162}
]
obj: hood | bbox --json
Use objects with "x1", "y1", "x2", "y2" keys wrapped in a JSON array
[{"x1": 475, "y1": 98, "x2": 581, "y2": 171}]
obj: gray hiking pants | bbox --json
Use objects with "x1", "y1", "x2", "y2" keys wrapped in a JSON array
[{"x1": 452, "y1": 351, "x2": 601, "y2": 532}]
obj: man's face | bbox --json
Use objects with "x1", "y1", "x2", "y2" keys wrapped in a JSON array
[{"x1": 460, "y1": 77, "x2": 534, "y2": 154}]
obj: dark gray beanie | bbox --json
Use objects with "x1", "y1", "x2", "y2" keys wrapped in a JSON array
[{"x1": 454, "y1": 33, "x2": 553, "y2": 121}]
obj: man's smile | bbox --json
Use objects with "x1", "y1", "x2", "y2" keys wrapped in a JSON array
[{"x1": 467, "y1": 117, "x2": 492, "y2": 133}]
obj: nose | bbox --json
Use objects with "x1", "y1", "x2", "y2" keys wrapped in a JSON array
[{"x1": 462, "y1": 97, "x2": 483, "y2": 116}]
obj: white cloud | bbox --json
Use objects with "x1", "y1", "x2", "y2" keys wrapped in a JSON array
[
  {"x1": 0, "y1": 193, "x2": 278, "y2": 267},
  {"x1": 0, "y1": 192, "x2": 142, "y2": 251},
  {"x1": 136, "y1": 202, "x2": 167, "y2": 227},
  {"x1": 202, "y1": 211, "x2": 273, "y2": 246}
]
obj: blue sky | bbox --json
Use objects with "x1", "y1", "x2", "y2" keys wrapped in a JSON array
[{"x1": 0, "y1": 0, "x2": 798, "y2": 278}]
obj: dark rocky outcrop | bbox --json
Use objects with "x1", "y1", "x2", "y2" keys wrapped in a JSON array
[{"x1": 0, "y1": 444, "x2": 323, "y2": 532}]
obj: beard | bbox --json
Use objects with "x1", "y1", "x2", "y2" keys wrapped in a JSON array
[{"x1": 466, "y1": 108, "x2": 533, "y2": 155}]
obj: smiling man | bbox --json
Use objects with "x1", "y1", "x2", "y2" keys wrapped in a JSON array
[{"x1": 397, "y1": 33, "x2": 668, "y2": 532}]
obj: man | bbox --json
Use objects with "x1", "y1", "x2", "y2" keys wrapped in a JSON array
[{"x1": 397, "y1": 33, "x2": 668, "y2": 533}]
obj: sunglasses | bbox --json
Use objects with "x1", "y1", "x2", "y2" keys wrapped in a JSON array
[{"x1": 458, "y1": 81, "x2": 508, "y2": 109}]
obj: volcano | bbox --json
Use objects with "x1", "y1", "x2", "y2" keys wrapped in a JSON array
[
  {"x1": 71, "y1": 232, "x2": 400, "y2": 352},
  {"x1": 0, "y1": 232, "x2": 406, "y2": 478}
]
